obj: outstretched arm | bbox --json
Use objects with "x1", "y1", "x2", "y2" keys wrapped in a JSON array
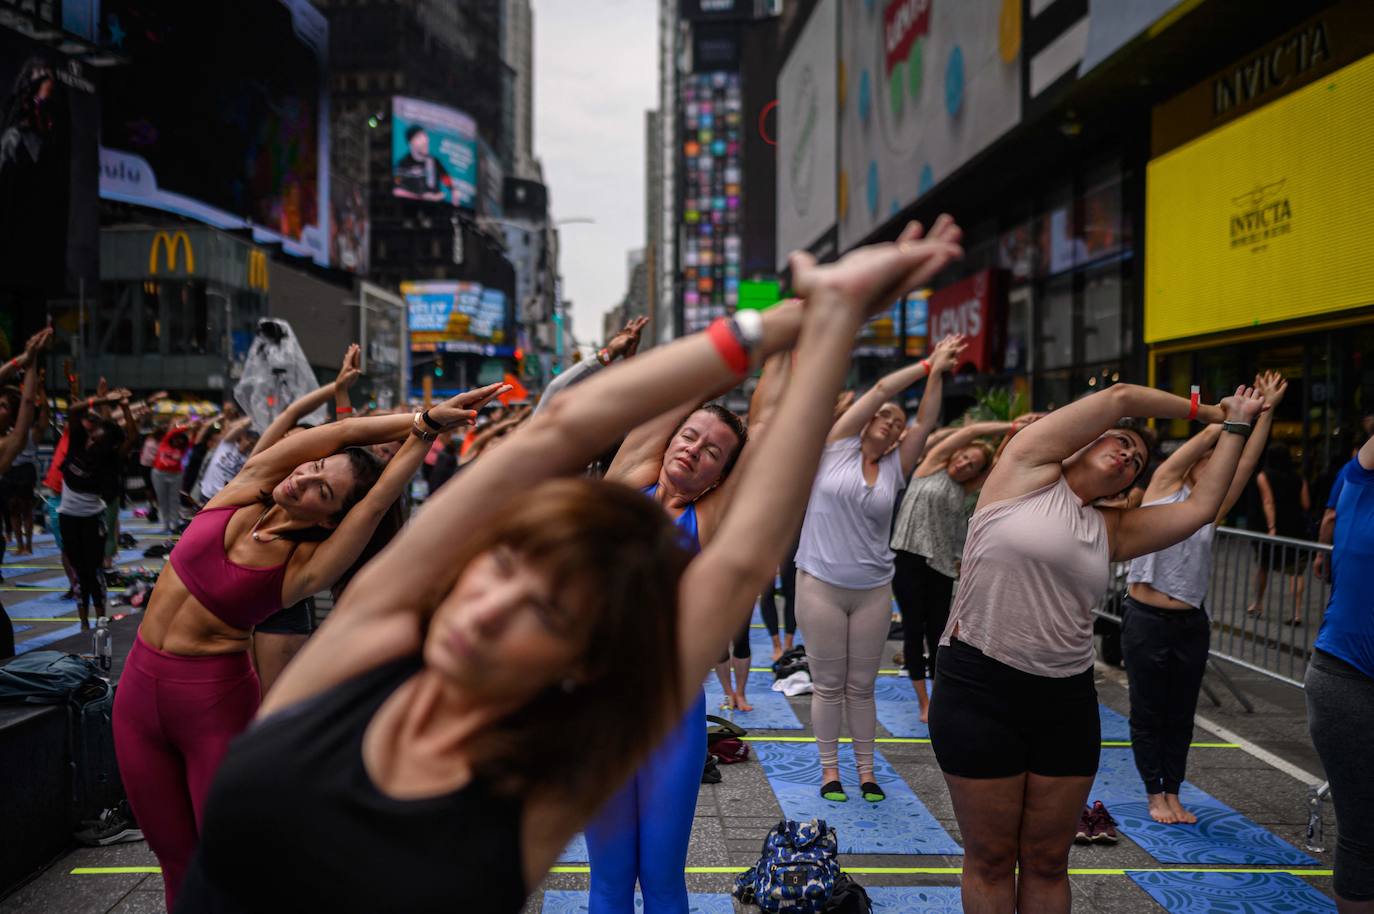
[
  {"x1": 984, "y1": 384, "x2": 1228, "y2": 506},
  {"x1": 0, "y1": 358, "x2": 40, "y2": 472},
  {"x1": 534, "y1": 316, "x2": 649, "y2": 417},
  {"x1": 1109, "y1": 387, "x2": 1267, "y2": 562},
  {"x1": 279, "y1": 387, "x2": 503, "y2": 605},
  {"x1": 1216, "y1": 371, "x2": 1286, "y2": 522},
  {"x1": 0, "y1": 327, "x2": 52, "y2": 384},
  {"x1": 828, "y1": 354, "x2": 931, "y2": 444},
  {"x1": 918, "y1": 421, "x2": 1012, "y2": 476},
  {"x1": 897, "y1": 335, "x2": 964, "y2": 476},
  {"x1": 675, "y1": 221, "x2": 964, "y2": 697},
  {"x1": 249, "y1": 345, "x2": 360, "y2": 458},
  {"x1": 1144, "y1": 425, "x2": 1222, "y2": 502},
  {"x1": 605, "y1": 301, "x2": 804, "y2": 485}
]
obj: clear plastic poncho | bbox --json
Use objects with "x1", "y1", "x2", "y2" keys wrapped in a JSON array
[{"x1": 234, "y1": 319, "x2": 328, "y2": 430}]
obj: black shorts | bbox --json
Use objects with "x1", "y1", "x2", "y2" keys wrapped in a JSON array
[
  {"x1": 929, "y1": 638, "x2": 1100, "y2": 779},
  {"x1": 0, "y1": 462, "x2": 37, "y2": 500},
  {"x1": 255, "y1": 598, "x2": 315, "y2": 635}
]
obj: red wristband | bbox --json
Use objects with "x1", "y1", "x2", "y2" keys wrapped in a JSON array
[
  {"x1": 1187, "y1": 385, "x2": 1200, "y2": 421},
  {"x1": 707, "y1": 318, "x2": 749, "y2": 375},
  {"x1": 920, "y1": 359, "x2": 932, "y2": 374},
  {"x1": 336, "y1": 405, "x2": 354, "y2": 415}
]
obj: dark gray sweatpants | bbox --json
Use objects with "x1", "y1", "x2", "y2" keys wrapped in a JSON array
[{"x1": 1307, "y1": 649, "x2": 1374, "y2": 902}]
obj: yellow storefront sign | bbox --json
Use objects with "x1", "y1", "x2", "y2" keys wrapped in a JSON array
[{"x1": 1145, "y1": 52, "x2": 1374, "y2": 343}]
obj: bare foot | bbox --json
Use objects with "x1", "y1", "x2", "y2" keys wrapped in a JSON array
[
  {"x1": 771, "y1": 645, "x2": 783, "y2": 662},
  {"x1": 1148, "y1": 793, "x2": 1178, "y2": 824},
  {"x1": 1165, "y1": 794, "x2": 1197, "y2": 824},
  {"x1": 733, "y1": 691, "x2": 754, "y2": 712},
  {"x1": 1246, "y1": 603, "x2": 1261, "y2": 616}
]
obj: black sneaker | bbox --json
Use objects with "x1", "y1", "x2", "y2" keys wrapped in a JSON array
[{"x1": 75, "y1": 801, "x2": 143, "y2": 846}]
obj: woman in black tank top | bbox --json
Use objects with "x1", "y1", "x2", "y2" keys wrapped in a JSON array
[{"x1": 174, "y1": 227, "x2": 967, "y2": 913}]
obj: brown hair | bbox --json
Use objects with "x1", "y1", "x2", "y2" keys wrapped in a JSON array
[
  {"x1": 255, "y1": 446, "x2": 385, "y2": 543},
  {"x1": 671, "y1": 403, "x2": 748, "y2": 481},
  {"x1": 452, "y1": 478, "x2": 692, "y2": 817},
  {"x1": 1113, "y1": 418, "x2": 1158, "y2": 492},
  {"x1": 958, "y1": 440, "x2": 996, "y2": 471}
]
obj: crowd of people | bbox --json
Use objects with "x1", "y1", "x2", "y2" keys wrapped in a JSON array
[{"x1": 0, "y1": 218, "x2": 1369, "y2": 914}]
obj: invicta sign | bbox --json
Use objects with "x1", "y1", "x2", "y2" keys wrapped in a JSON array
[{"x1": 1229, "y1": 181, "x2": 1292, "y2": 251}]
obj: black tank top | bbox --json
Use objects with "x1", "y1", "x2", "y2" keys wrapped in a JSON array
[{"x1": 176, "y1": 656, "x2": 527, "y2": 914}]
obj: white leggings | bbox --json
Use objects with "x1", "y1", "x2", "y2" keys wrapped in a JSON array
[{"x1": 796, "y1": 570, "x2": 892, "y2": 771}]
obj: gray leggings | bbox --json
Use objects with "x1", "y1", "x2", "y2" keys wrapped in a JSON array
[
  {"x1": 150, "y1": 469, "x2": 181, "y2": 531},
  {"x1": 796, "y1": 570, "x2": 892, "y2": 771},
  {"x1": 1306, "y1": 649, "x2": 1374, "y2": 902}
]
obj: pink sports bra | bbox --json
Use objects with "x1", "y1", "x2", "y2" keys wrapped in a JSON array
[{"x1": 169, "y1": 505, "x2": 288, "y2": 631}]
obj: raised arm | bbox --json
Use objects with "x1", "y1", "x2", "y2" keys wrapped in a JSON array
[
  {"x1": 278, "y1": 388, "x2": 501, "y2": 605},
  {"x1": 1216, "y1": 371, "x2": 1286, "y2": 521},
  {"x1": 1144, "y1": 425, "x2": 1222, "y2": 502},
  {"x1": 1109, "y1": 387, "x2": 1267, "y2": 562},
  {"x1": 606, "y1": 301, "x2": 804, "y2": 484},
  {"x1": 333, "y1": 344, "x2": 361, "y2": 418},
  {"x1": 0, "y1": 357, "x2": 40, "y2": 472},
  {"x1": 534, "y1": 316, "x2": 648, "y2": 417},
  {"x1": 704, "y1": 347, "x2": 795, "y2": 513},
  {"x1": 897, "y1": 335, "x2": 964, "y2": 476},
  {"x1": 918, "y1": 420, "x2": 1012, "y2": 475},
  {"x1": 675, "y1": 222, "x2": 964, "y2": 694},
  {"x1": 117, "y1": 397, "x2": 140, "y2": 455},
  {"x1": 828, "y1": 351, "x2": 932, "y2": 444},
  {"x1": 0, "y1": 327, "x2": 52, "y2": 384},
  {"x1": 249, "y1": 346, "x2": 360, "y2": 458}
]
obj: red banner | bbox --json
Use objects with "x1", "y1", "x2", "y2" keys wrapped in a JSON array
[
  {"x1": 927, "y1": 269, "x2": 1005, "y2": 374},
  {"x1": 884, "y1": 0, "x2": 932, "y2": 77}
]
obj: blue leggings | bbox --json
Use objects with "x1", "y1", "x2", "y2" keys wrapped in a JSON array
[{"x1": 586, "y1": 690, "x2": 706, "y2": 914}]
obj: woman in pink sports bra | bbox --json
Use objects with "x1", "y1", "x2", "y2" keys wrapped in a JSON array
[
  {"x1": 113, "y1": 381, "x2": 507, "y2": 911},
  {"x1": 927, "y1": 382, "x2": 1268, "y2": 914}
]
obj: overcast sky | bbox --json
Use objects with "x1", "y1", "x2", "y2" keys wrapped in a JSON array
[{"x1": 533, "y1": 0, "x2": 658, "y2": 349}]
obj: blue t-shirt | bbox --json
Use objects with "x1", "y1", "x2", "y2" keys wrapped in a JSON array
[
  {"x1": 1315, "y1": 456, "x2": 1374, "y2": 679},
  {"x1": 1326, "y1": 458, "x2": 1354, "y2": 510}
]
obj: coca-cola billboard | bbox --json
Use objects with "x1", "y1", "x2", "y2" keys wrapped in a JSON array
[{"x1": 927, "y1": 269, "x2": 1005, "y2": 374}]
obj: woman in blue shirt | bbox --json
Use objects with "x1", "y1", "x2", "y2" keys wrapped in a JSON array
[{"x1": 1306, "y1": 429, "x2": 1374, "y2": 911}]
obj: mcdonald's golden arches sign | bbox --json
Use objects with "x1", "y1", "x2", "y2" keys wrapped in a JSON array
[
  {"x1": 148, "y1": 231, "x2": 194, "y2": 276},
  {"x1": 248, "y1": 250, "x2": 270, "y2": 291}
]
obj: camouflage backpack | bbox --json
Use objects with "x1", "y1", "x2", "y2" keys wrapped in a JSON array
[{"x1": 733, "y1": 818, "x2": 839, "y2": 913}]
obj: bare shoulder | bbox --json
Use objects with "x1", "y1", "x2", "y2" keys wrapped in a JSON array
[{"x1": 974, "y1": 460, "x2": 1060, "y2": 512}]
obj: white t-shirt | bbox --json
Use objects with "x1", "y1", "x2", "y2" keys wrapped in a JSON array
[
  {"x1": 796, "y1": 436, "x2": 905, "y2": 590},
  {"x1": 199, "y1": 440, "x2": 248, "y2": 502}
]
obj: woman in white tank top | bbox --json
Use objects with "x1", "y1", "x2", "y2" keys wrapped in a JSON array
[
  {"x1": 1122, "y1": 371, "x2": 1284, "y2": 828},
  {"x1": 929, "y1": 380, "x2": 1268, "y2": 914}
]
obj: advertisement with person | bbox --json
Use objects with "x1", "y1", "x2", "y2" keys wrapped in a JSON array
[
  {"x1": 391, "y1": 96, "x2": 478, "y2": 209},
  {"x1": 404, "y1": 280, "x2": 512, "y2": 356},
  {"x1": 0, "y1": 31, "x2": 98, "y2": 302},
  {"x1": 98, "y1": 0, "x2": 330, "y2": 266},
  {"x1": 838, "y1": 0, "x2": 1021, "y2": 250},
  {"x1": 776, "y1": 0, "x2": 838, "y2": 272}
]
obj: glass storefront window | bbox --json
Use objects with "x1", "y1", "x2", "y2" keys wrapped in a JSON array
[
  {"x1": 1083, "y1": 266, "x2": 1127, "y2": 364},
  {"x1": 1037, "y1": 276, "x2": 1073, "y2": 371}
]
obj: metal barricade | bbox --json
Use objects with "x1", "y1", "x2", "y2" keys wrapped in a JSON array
[{"x1": 1094, "y1": 527, "x2": 1333, "y2": 688}]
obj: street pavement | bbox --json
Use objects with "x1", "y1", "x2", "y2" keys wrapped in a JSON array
[{"x1": 0, "y1": 518, "x2": 1339, "y2": 913}]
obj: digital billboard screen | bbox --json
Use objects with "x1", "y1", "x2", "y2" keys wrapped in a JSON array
[
  {"x1": 98, "y1": 0, "x2": 331, "y2": 266},
  {"x1": 404, "y1": 280, "x2": 512, "y2": 357},
  {"x1": 680, "y1": 71, "x2": 744, "y2": 335},
  {"x1": 391, "y1": 96, "x2": 478, "y2": 209}
]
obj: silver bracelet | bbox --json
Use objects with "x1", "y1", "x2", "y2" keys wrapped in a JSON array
[{"x1": 731, "y1": 309, "x2": 764, "y2": 367}]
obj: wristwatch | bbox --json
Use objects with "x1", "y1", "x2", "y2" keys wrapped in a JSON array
[{"x1": 1220, "y1": 420, "x2": 1252, "y2": 438}]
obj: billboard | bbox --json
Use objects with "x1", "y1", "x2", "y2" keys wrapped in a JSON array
[
  {"x1": 391, "y1": 96, "x2": 477, "y2": 209},
  {"x1": 404, "y1": 280, "x2": 513, "y2": 356},
  {"x1": 0, "y1": 31, "x2": 99, "y2": 299},
  {"x1": 681, "y1": 71, "x2": 744, "y2": 335},
  {"x1": 1145, "y1": 52, "x2": 1374, "y2": 344},
  {"x1": 98, "y1": 0, "x2": 331, "y2": 266},
  {"x1": 838, "y1": 0, "x2": 1021, "y2": 249},
  {"x1": 776, "y1": 0, "x2": 838, "y2": 271},
  {"x1": 927, "y1": 269, "x2": 1005, "y2": 373}
]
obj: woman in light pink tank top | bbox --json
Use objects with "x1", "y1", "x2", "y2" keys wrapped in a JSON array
[{"x1": 929, "y1": 382, "x2": 1268, "y2": 914}]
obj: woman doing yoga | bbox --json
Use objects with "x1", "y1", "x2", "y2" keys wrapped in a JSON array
[
  {"x1": 930, "y1": 381, "x2": 1267, "y2": 914},
  {"x1": 171, "y1": 226, "x2": 965, "y2": 914},
  {"x1": 113, "y1": 382, "x2": 504, "y2": 910},
  {"x1": 795, "y1": 315, "x2": 965, "y2": 804}
]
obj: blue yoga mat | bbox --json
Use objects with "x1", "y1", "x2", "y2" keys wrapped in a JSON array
[
  {"x1": 703, "y1": 671, "x2": 804, "y2": 730},
  {"x1": 754, "y1": 742, "x2": 961, "y2": 855},
  {"x1": 557, "y1": 834, "x2": 587, "y2": 864},
  {"x1": 1127, "y1": 871, "x2": 1334, "y2": 914},
  {"x1": 868, "y1": 886, "x2": 962, "y2": 912},
  {"x1": 16, "y1": 623, "x2": 83, "y2": 654},
  {"x1": 1098, "y1": 704, "x2": 1131, "y2": 741},
  {"x1": 1093, "y1": 747, "x2": 1317, "y2": 865},
  {"x1": 873, "y1": 675, "x2": 931, "y2": 738},
  {"x1": 2, "y1": 544, "x2": 63, "y2": 564},
  {"x1": 540, "y1": 891, "x2": 733, "y2": 914}
]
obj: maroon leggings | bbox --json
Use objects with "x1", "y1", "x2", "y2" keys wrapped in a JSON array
[{"x1": 113, "y1": 633, "x2": 259, "y2": 911}]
